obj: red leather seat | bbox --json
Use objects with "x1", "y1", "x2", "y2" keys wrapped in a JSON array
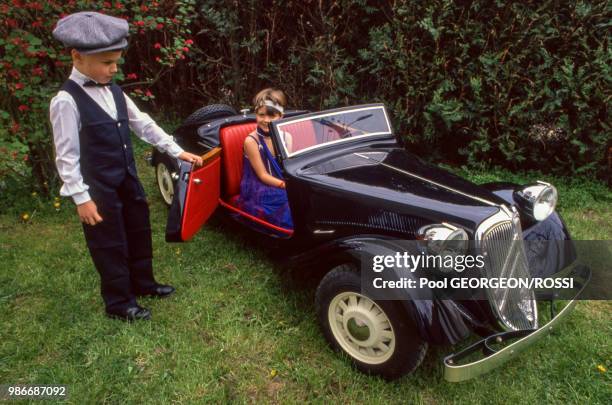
[
  {"x1": 218, "y1": 121, "x2": 294, "y2": 236},
  {"x1": 219, "y1": 122, "x2": 257, "y2": 197}
]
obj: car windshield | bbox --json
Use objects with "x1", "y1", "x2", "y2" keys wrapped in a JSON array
[{"x1": 275, "y1": 105, "x2": 392, "y2": 157}]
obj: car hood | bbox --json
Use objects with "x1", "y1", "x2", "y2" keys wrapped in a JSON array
[{"x1": 298, "y1": 148, "x2": 506, "y2": 231}]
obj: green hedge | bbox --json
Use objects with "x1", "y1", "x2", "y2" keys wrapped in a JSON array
[
  {"x1": 1, "y1": 0, "x2": 610, "y2": 203},
  {"x1": 186, "y1": 0, "x2": 610, "y2": 177}
]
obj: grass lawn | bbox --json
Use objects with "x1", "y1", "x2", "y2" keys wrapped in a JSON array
[{"x1": 1, "y1": 137, "x2": 610, "y2": 404}]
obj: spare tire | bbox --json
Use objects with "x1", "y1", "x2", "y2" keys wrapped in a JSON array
[{"x1": 177, "y1": 104, "x2": 237, "y2": 132}]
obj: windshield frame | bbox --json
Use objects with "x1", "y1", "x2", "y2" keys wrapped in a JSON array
[{"x1": 271, "y1": 104, "x2": 393, "y2": 159}]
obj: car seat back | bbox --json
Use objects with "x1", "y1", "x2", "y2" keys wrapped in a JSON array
[
  {"x1": 219, "y1": 120, "x2": 317, "y2": 197},
  {"x1": 219, "y1": 122, "x2": 257, "y2": 197}
]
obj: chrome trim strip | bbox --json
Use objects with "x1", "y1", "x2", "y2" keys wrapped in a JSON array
[
  {"x1": 313, "y1": 229, "x2": 335, "y2": 234},
  {"x1": 354, "y1": 153, "x2": 501, "y2": 207}
]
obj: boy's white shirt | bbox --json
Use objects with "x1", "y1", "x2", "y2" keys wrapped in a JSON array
[{"x1": 50, "y1": 66, "x2": 184, "y2": 205}]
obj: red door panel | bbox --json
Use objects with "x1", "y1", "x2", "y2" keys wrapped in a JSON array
[{"x1": 180, "y1": 148, "x2": 221, "y2": 241}]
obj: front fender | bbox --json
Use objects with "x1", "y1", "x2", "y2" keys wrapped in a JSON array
[
  {"x1": 522, "y1": 212, "x2": 577, "y2": 278},
  {"x1": 480, "y1": 182, "x2": 577, "y2": 277},
  {"x1": 288, "y1": 235, "x2": 471, "y2": 345}
]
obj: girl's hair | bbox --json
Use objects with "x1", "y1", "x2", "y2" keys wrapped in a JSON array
[{"x1": 253, "y1": 88, "x2": 287, "y2": 113}]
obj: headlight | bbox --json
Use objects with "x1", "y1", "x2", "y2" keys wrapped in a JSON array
[
  {"x1": 514, "y1": 181, "x2": 558, "y2": 221},
  {"x1": 418, "y1": 223, "x2": 468, "y2": 272}
]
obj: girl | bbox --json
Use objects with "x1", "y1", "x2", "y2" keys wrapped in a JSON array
[{"x1": 235, "y1": 88, "x2": 293, "y2": 231}]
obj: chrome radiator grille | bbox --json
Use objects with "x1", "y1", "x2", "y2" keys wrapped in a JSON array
[{"x1": 478, "y1": 211, "x2": 538, "y2": 331}]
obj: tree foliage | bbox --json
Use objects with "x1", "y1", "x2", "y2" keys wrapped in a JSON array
[{"x1": 1, "y1": 0, "x2": 610, "y2": 204}]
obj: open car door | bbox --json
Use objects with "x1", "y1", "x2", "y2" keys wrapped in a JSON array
[{"x1": 166, "y1": 148, "x2": 221, "y2": 242}]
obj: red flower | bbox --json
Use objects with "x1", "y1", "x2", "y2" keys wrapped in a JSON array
[
  {"x1": 14, "y1": 83, "x2": 24, "y2": 90},
  {"x1": 156, "y1": 23, "x2": 164, "y2": 30},
  {"x1": 182, "y1": 47, "x2": 189, "y2": 52},
  {"x1": 32, "y1": 67, "x2": 43, "y2": 76},
  {"x1": 6, "y1": 18, "x2": 18, "y2": 28},
  {"x1": 140, "y1": 5, "x2": 148, "y2": 12},
  {"x1": 103, "y1": 1, "x2": 111, "y2": 8},
  {"x1": 8, "y1": 69, "x2": 19, "y2": 79},
  {"x1": 26, "y1": 1, "x2": 42, "y2": 10},
  {"x1": 179, "y1": 55, "x2": 185, "y2": 60},
  {"x1": 11, "y1": 122, "x2": 19, "y2": 133},
  {"x1": 18, "y1": 105, "x2": 29, "y2": 112},
  {"x1": 135, "y1": 20, "x2": 144, "y2": 27},
  {"x1": 126, "y1": 73, "x2": 137, "y2": 80},
  {"x1": 12, "y1": 0, "x2": 22, "y2": 7},
  {"x1": 36, "y1": 50, "x2": 47, "y2": 58},
  {"x1": 31, "y1": 21, "x2": 43, "y2": 28},
  {"x1": 54, "y1": 60, "x2": 64, "y2": 67},
  {"x1": 145, "y1": 90, "x2": 152, "y2": 97},
  {"x1": 0, "y1": 4, "x2": 10, "y2": 13},
  {"x1": 154, "y1": 42, "x2": 161, "y2": 49},
  {"x1": 115, "y1": 2, "x2": 123, "y2": 9},
  {"x1": 171, "y1": 18, "x2": 178, "y2": 24},
  {"x1": 155, "y1": 56, "x2": 161, "y2": 62},
  {"x1": 185, "y1": 39, "x2": 194, "y2": 45},
  {"x1": 152, "y1": 1, "x2": 158, "y2": 6}
]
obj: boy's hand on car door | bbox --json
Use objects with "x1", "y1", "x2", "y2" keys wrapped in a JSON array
[
  {"x1": 178, "y1": 152, "x2": 203, "y2": 167},
  {"x1": 77, "y1": 200, "x2": 103, "y2": 225}
]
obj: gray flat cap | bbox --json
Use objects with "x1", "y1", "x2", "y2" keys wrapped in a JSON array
[{"x1": 52, "y1": 11, "x2": 129, "y2": 54}]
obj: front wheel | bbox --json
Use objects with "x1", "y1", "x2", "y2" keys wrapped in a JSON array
[{"x1": 315, "y1": 264, "x2": 427, "y2": 380}]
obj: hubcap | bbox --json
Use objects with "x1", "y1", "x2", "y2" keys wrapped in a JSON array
[
  {"x1": 328, "y1": 292, "x2": 395, "y2": 364},
  {"x1": 156, "y1": 163, "x2": 174, "y2": 205}
]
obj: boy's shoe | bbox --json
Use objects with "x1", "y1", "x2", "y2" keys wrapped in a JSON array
[
  {"x1": 136, "y1": 284, "x2": 175, "y2": 299},
  {"x1": 106, "y1": 305, "x2": 152, "y2": 321}
]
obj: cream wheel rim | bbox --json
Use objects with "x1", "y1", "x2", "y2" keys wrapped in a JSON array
[
  {"x1": 156, "y1": 163, "x2": 174, "y2": 205},
  {"x1": 328, "y1": 292, "x2": 395, "y2": 364}
]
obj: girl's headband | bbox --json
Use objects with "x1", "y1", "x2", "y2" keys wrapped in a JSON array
[{"x1": 257, "y1": 99, "x2": 284, "y2": 114}]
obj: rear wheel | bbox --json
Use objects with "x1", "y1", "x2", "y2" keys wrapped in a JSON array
[
  {"x1": 315, "y1": 264, "x2": 427, "y2": 380},
  {"x1": 155, "y1": 154, "x2": 178, "y2": 206}
]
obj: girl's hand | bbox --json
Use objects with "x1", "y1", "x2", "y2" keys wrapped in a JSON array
[
  {"x1": 77, "y1": 200, "x2": 103, "y2": 226},
  {"x1": 277, "y1": 181, "x2": 286, "y2": 189},
  {"x1": 178, "y1": 152, "x2": 203, "y2": 167}
]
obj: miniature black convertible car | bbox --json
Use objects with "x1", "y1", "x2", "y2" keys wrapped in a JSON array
[{"x1": 151, "y1": 104, "x2": 589, "y2": 381}]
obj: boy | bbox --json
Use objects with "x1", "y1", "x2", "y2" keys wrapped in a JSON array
[{"x1": 50, "y1": 12, "x2": 203, "y2": 321}]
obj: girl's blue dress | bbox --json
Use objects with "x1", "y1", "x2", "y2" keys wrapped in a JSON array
[{"x1": 234, "y1": 130, "x2": 293, "y2": 233}]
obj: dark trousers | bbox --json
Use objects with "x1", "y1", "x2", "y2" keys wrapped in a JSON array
[{"x1": 82, "y1": 174, "x2": 157, "y2": 313}]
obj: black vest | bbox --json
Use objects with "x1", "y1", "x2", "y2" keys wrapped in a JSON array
[{"x1": 61, "y1": 79, "x2": 137, "y2": 188}]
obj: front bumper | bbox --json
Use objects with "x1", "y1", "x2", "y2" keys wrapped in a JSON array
[{"x1": 443, "y1": 264, "x2": 590, "y2": 382}]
